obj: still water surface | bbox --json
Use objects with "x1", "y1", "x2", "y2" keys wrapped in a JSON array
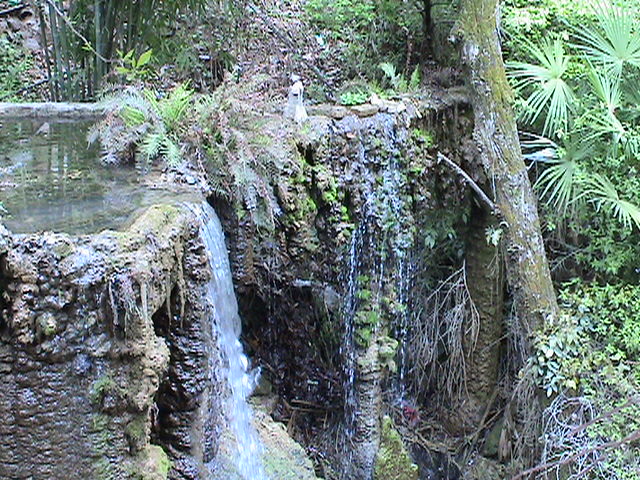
[{"x1": 0, "y1": 119, "x2": 195, "y2": 234}]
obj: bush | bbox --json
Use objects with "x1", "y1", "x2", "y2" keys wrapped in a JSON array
[
  {"x1": 304, "y1": 0, "x2": 423, "y2": 81},
  {"x1": 0, "y1": 36, "x2": 33, "y2": 101}
]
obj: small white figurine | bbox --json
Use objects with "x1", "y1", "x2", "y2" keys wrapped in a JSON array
[{"x1": 284, "y1": 74, "x2": 308, "y2": 124}]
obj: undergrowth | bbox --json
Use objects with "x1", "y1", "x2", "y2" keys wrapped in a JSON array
[
  {"x1": 89, "y1": 83, "x2": 194, "y2": 168},
  {"x1": 530, "y1": 281, "x2": 640, "y2": 479},
  {"x1": 0, "y1": 36, "x2": 33, "y2": 101}
]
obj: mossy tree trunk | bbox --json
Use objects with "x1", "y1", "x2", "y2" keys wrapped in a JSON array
[{"x1": 455, "y1": 0, "x2": 560, "y2": 339}]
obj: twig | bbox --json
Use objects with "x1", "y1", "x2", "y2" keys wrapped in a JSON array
[
  {"x1": 565, "y1": 396, "x2": 639, "y2": 439},
  {"x1": 511, "y1": 429, "x2": 640, "y2": 480},
  {"x1": 437, "y1": 152, "x2": 497, "y2": 213},
  {"x1": 0, "y1": 3, "x2": 25, "y2": 16}
]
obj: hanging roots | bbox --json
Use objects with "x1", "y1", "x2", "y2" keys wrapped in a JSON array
[
  {"x1": 514, "y1": 393, "x2": 640, "y2": 480},
  {"x1": 407, "y1": 264, "x2": 480, "y2": 402}
]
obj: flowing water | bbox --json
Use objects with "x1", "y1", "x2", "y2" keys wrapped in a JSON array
[
  {"x1": 193, "y1": 202, "x2": 267, "y2": 480},
  {"x1": 338, "y1": 122, "x2": 417, "y2": 477},
  {"x1": 0, "y1": 119, "x2": 197, "y2": 234}
]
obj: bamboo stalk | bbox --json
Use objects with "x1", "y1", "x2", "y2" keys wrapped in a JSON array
[
  {"x1": 36, "y1": 1, "x2": 55, "y2": 101},
  {"x1": 48, "y1": 1, "x2": 63, "y2": 100},
  {"x1": 104, "y1": 0, "x2": 117, "y2": 62},
  {"x1": 57, "y1": 3, "x2": 73, "y2": 99},
  {"x1": 94, "y1": 0, "x2": 102, "y2": 89}
]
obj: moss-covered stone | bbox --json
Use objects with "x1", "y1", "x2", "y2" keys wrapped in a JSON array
[
  {"x1": 133, "y1": 445, "x2": 172, "y2": 480},
  {"x1": 374, "y1": 416, "x2": 419, "y2": 480},
  {"x1": 378, "y1": 336, "x2": 399, "y2": 372},
  {"x1": 90, "y1": 375, "x2": 118, "y2": 406},
  {"x1": 125, "y1": 414, "x2": 150, "y2": 453}
]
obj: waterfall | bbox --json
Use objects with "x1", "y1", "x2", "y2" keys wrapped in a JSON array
[
  {"x1": 193, "y1": 203, "x2": 267, "y2": 480},
  {"x1": 338, "y1": 122, "x2": 417, "y2": 477}
]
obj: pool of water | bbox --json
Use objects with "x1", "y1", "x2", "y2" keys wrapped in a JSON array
[{"x1": 0, "y1": 119, "x2": 198, "y2": 235}]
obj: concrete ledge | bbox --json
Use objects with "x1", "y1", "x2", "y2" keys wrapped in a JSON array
[{"x1": 0, "y1": 102, "x2": 104, "y2": 119}]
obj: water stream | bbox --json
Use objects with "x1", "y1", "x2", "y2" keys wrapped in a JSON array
[
  {"x1": 338, "y1": 121, "x2": 416, "y2": 477},
  {"x1": 193, "y1": 202, "x2": 267, "y2": 480}
]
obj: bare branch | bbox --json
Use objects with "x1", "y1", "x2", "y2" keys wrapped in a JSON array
[{"x1": 437, "y1": 152, "x2": 497, "y2": 213}]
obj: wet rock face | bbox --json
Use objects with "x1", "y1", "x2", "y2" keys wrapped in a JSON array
[
  {"x1": 0, "y1": 205, "x2": 220, "y2": 480},
  {"x1": 217, "y1": 95, "x2": 475, "y2": 480}
]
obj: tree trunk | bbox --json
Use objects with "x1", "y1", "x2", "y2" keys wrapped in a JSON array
[{"x1": 455, "y1": 0, "x2": 559, "y2": 339}]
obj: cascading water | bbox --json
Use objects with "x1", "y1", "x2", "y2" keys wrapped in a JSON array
[
  {"x1": 193, "y1": 202, "x2": 267, "y2": 480},
  {"x1": 338, "y1": 117, "x2": 417, "y2": 479}
]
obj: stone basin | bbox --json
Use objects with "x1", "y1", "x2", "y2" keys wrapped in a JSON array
[{"x1": 0, "y1": 118, "x2": 200, "y2": 235}]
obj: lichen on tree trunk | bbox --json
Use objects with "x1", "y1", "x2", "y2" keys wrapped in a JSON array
[
  {"x1": 454, "y1": 0, "x2": 561, "y2": 467},
  {"x1": 455, "y1": 0, "x2": 559, "y2": 340}
]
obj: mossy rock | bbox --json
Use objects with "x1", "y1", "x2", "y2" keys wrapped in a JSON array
[
  {"x1": 210, "y1": 400, "x2": 318, "y2": 480},
  {"x1": 133, "y1": 445, "x2": 172, "y2": 480},
  {"x1": 374, "y1": 416, "x2": 419, "y2": 480}
]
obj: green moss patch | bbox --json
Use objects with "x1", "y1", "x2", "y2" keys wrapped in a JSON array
[{"x1": 374, "y1": 416, "x2": 418, "y2": 480}]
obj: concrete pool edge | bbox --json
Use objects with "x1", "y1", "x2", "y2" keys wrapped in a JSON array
[{"x1": 0, "y1": 102, "x2": 104, "y2": 119}]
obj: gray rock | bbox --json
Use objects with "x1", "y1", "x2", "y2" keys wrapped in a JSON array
[{"x1": 350, "y1": 103, "x2": 380, "y2": 117}]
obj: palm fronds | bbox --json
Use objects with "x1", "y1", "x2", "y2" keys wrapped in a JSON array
[
  {"x1": 584, "y1": 174, "x2": 640, "y2": 230},
  {"x1": 508, "y1": 38, "x2": 574, "y2": 137},
  {"x1": 536, "y1": 158, "x2": 583, "y2": 215},
  {"x1": 587, "y1": 64, "x2": 621, "y2": 113},
  {"x1": 574, "y1": 2, "x2": 640, "y2": 76}
]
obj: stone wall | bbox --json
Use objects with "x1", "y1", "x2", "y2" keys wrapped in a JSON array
[{"x1": 0, "y1": 205, "x2": 217, "y2": 479}]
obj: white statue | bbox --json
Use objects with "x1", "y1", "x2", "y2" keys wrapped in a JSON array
[{"x1": 284, "y1": 74, "x2": 308, "y2": 124}]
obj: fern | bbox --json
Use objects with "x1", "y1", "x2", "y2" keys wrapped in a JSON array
[
  {"x1": 379, "y1": 61, "x2": 420, "y2": 93},
  {"x1": 89, "y1": 83, "x2": 193, "y2": 169},
  {"x1": 139, "y1": 131, "x2": 166, "y2": 160},
  {"x1": 164, "y1": 138, "x2": 182, "y2": 167},
  {"x1": 409, "y1": 66, "x2": 421, "y2": 91},
  {"x1": 379, "y1": 62, "x2": 397, "y2": 83},
  {"x1": 159, "y1": 83, "x2": 193, "y2": 131}
]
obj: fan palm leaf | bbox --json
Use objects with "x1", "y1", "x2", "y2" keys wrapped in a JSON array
[
  {"x1": 587, "y1": 64, "x2": 621, "y2": 114},
  {"x1": 581, "y1": 109, "x2": 639, "y2": 157},
  {"x1": 584, "y1": 173, "x2": 640, "y2": 230},
  {"x1": 508, "y1": 38, "x2": 574, "y2": 137},
  {"x1": 575, "y1": 2, "x2": 640, "y2": 76},
  {"x1": 528, "y1": 135, "x2": 591, "y2": 215}
]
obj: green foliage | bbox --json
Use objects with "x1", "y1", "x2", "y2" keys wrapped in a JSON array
[
  {"x1": 509, "y1": 1, "x2": 640, "y2": 278},
  {"x1": 90, "y1": 83, "x2": 194, "y2": 168},
  {"x1": 115, "y1": 49, "x2": 154, "y2": 82},
  {"x1": 410, "y1": 128, "x2": 434, "y2": 147},
  {"x1": 534, "y1": 281, "x2": 640, "y2": 479},
  {"x1": 532, "y1": 314, "x2": 583, "y2": 396},
  {"x1": 507, "y1": 38, "x2": 573, "y2": 136},
  {"x1": 339, "y1": 91, "x2": 370, "y2": 106},
  {"x1": 338, "y1": 83, "x2": 371, "y2": 106},
  {"x1": 0, "y1": 36, "x2": 33, "y2": 101},
  {"x1": 304, "y1": 0, "x2": 423, "y2": 82},
  {"x1": 305, "y1": 0, "x2": 375, "y2": 34},
  {"x1": 584, "y1": 174, "x2": 640, "y2": 231},
  {"x1": 40, "y1": 0, "x2": 208, "y2": 99},
  {"x1": 575, "y1": 3, "x2": 640, "y2": 76},
  {"x1": 379, "y1": 62, "x2": 421, "y2": 93}
]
